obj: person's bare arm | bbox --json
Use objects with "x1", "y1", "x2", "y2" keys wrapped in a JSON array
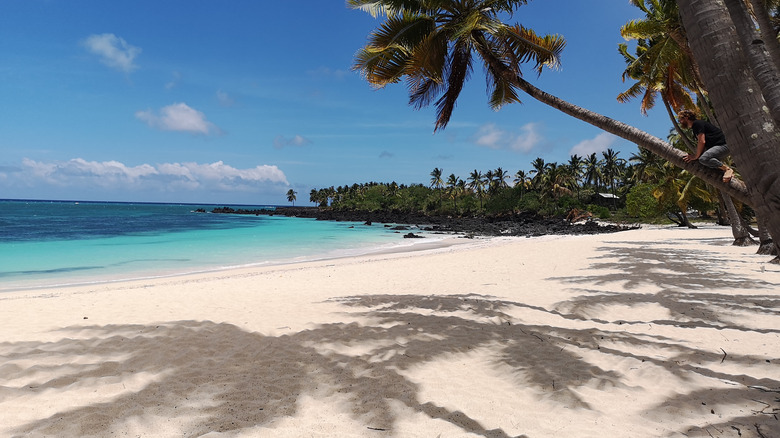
[{"x1": 684, "y1": 133, "x2": 706, "y2": 162}]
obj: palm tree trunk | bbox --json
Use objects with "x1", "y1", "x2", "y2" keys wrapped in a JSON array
[
  {"x1": 721, "y1": 192, "x2": 756, "y2": 246},
  {"x1": 757, "y1": 215, "x2": 778, "y2": 255},
  {"x1": 724, "y1": 0, "x2": 780, "y2": 126},
  {"x1": 678, "y1": 0, "x2": 780, "y2": 262},
  {"x1": 680, "y1": 209, "x2": 697, "y2": 229},
  {"x1": 716, "y1": 193, "x2": 729, "y2": 225},
  {"x1": 747, "y1": 0, "x2": 780, "y2": 69}
]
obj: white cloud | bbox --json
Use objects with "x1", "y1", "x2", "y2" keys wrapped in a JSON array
[
  {"x1": 569, "y1": 132, "x2": 618, "y2": 157},
  {"x1": 473, "y1": 123, "x2": 542, "y2": 153},
  {"x1": 308, "y1": 66, "x2": 350, "y2": 80},
  {"x1": 273, "y1": 135, "x2": 311, "y2": 149},
  {"x1": 136, "y1": 103, "x2": 220, "y2": 135},
  {"x1": 12, "y1": 158, "x2": 288, "y2": 193},
  {"x1": 216, "y1": 90, "x2": 235, "y2": 107},
  {"x1": 165, "y1": 71, "x2": 182, "y2": 90},
  {"x1": 83, "y1": 33, "x2": 141, "y2": 73}
]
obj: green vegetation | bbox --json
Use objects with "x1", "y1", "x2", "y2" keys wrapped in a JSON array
[
  {"x1": 308, "y1": 147, "x2": 721, "y2": 223},
  {"x1": 286, "y1": 189, "x2": 297, "y2": 206}
]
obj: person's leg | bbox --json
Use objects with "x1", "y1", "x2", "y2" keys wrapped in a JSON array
[{"x1": 699, "y1": 145, "x2": 733, "y2": 182}]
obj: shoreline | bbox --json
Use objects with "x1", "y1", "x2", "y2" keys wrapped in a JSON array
[
  {"x1": 0, "y1": 232, "x2": 472, "y2": 295},
  {"x1": 2, "y1": 225, "x2": 778, "y2": 437}
]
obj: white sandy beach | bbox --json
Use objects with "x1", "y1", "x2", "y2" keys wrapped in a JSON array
[{"x1": 1, "y1": 225, "x2": 779, "y2": 437}]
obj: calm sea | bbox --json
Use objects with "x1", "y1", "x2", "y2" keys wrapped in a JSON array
[{"x1": 0, "y1": 199, "x2": 431, "y2": 292}]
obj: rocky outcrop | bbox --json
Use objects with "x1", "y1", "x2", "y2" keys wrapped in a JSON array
[{"x1": 204, "y1": 206, "x2": 638, "y2": 237}]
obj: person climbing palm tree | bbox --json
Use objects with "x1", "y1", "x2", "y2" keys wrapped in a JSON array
[{"x1": 678, "y1": 110, "x2": 734, "y2": 183}]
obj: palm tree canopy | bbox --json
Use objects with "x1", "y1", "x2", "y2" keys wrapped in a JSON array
[
  {"x1": 430, "y1": 167, "x2": 444, "y2": 188},
  {"x1": 350, "y1": 0, "x2": 565, "y2": 130},
  {"x1": 619, "y1": 0, "x2": 700, "y2": 115}
]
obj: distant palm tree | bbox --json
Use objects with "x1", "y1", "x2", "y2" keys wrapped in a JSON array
[
  {"x1": 446, "y1": 173, "x2": 461, "y2": 210},
  {"x1": 601, "y1": 148, "x2": 626, "y2": 197},
  {"x1": 529, "y1": 158, "x2": 546, "y2": 191},
  {"x1": 286, "y1": 189, "x2": 297, "y2": 206},
  {"x1": 514, "y1": 169, "x2": 530, "y2": 197},
  {"x1": 494, "y1": 167, "x2": 510, "y2": 189},
  {"x1": 430, "y1": 167, "x2": 444, "y2": 207},
  {"x1": 583, "y1": 153, "x2": 602, "y2": 190},
  {"x1": 542, "y1": 162, "x2": 573, "y2": 200},
  {"x1": 566, "y1": 154, "x2": 584, "y2": 190},
  {"x1": 483, "y1": 169, "x2": 496, "y2": 194},
  {"x1": 629, "y1": 147, "x2": 664, "y2": 184},
  {"x1": 467, "y1": 169, "x2": 485, "y2": 208}
]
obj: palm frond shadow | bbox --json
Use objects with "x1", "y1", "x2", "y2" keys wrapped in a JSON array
[
  {"x1": 4, "y1": 299, "x2": 547, "y2": 438},
  {"x1": 555, "y1": 240, "x2": 772, "y2": 291},
  {"x1": 548, "y1": 240, "x2": 780, "y2": 332},
  {"x1": 542, "y1": 238, "x2": 780, "y2": 436}
]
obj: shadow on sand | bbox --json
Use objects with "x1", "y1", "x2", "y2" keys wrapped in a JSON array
[{"x1": 2, "y1": 236, "x2": 779, "y2": 437}]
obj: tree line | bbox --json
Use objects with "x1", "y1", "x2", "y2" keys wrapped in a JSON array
[{"x1": 307, "y1": 143, "x2": 731, "y2": 228}]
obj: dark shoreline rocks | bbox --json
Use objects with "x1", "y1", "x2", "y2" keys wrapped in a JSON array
[{"x1": 204, "y1": 206, "x2": 639, "y2": 237}]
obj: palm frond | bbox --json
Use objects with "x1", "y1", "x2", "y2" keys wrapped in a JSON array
[
  {"x1": 617, "y1": 82, "x2": 647, "y2": 104},
  {"x1": 353, "y1": 45, "x2": 410, "y2": 87},
  {"x1": 406, "y1": 28, "x2": 447, "y2": 77},
  {"x1": 408, "y1": 75, "x2": 444, "y2": 109},
  {"x1": 501, "y1": 25, "x2": 565, "y2": 74},
  {"x1": 488, "y1": 72, "x2": 522, "y2": 110},
  {"x1": 434, "y1": 42, "x2": 473, "y2": 131},
  {"x1": 478, "y1": 0, "x2": 529, "y2": 15},
  {"x1": 352, "y1": 12, "x2": 434, "y2": 87},
  {"x1": 365, "y1": 11, "x2": 433, "y2": 50},
  {"x1": 347, "y1": 0, "x2": 425, "y2": 17},
  {"x1": 620, "y1": 19, "x2": 665, "y2": 40}
]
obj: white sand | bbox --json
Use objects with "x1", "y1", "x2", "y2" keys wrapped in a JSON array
[{"x1": 1, "y1": 225, "x2": 778, "y2": 437}]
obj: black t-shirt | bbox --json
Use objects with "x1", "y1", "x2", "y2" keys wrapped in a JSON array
[{"x1": 691, "y1": 120, "x2": 726, "y2": 148}]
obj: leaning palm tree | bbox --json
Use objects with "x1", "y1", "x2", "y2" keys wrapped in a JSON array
[{"x1": 349, "y1": 0, "x2": 751, "y2": 206}]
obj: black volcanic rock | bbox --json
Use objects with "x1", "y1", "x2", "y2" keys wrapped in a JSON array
[{"x1": 205, "y1": 206, "x2": 638, "y2": 237}]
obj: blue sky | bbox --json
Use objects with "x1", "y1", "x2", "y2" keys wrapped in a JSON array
[{"x1": 0, "y1": 1, "x2": 672, "y2": 205}]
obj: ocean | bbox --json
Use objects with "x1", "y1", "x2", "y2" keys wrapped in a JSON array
[{"x1": 0, "y1": 199, "x2": 433, "y2": 292}]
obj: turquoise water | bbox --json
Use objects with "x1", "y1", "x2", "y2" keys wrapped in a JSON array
[{"x1": 0, "y1": 200, "x2": 429, "y2": 291}]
